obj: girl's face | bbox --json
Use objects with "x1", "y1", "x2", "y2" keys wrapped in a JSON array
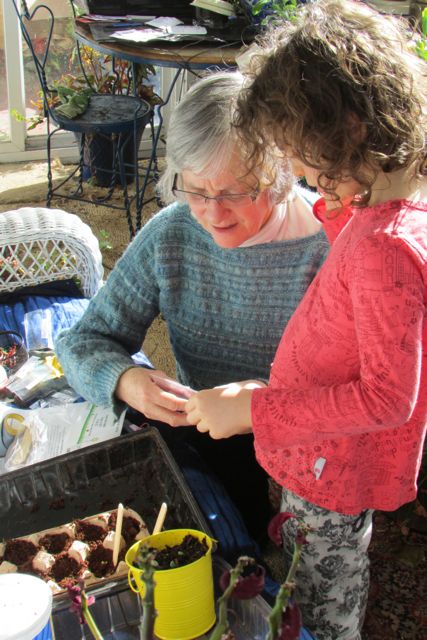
[
  {"x1": 289, "y1": 155, "x2": 361, "y2": 201},
  {"x1": 290, "y1": 158, "x2": 321, "y2": 189},
  {"x1": 179, "y1": 155, "x2": 273, "y2": 249}
]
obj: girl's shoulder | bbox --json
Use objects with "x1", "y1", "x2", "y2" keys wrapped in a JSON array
[{"x1": 346, "y1": 199, "x2": 427, "y2": 268}]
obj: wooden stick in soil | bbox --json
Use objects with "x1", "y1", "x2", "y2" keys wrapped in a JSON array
[
  {"x1": 112, "y1": 502, "x2": 124, "y2": 567},
  {"x1": 152, "y1": 502, "x2": 167, "y2": 535}
]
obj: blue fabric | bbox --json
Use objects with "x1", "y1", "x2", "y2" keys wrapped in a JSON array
[
  {"x1": 0, "y1": 291, "x2": 152, "y2": 369},
  {"x1": 0, "y1": 294, "x2": 90, "y2": 351}
]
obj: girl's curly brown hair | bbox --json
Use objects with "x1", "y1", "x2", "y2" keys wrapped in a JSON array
[{"x1": 235, "y1": 0, "x2": 427, "y2": 201}]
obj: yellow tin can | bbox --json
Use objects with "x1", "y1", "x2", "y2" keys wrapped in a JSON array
[{"x1": 125, "y1": 528, "x2": 216, "y2": 640}]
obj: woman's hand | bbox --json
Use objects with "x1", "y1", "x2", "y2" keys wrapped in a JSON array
[
  {"x1": 185, "y1": 380, "x2": 266, "y2": 439},
  {"x1": 115, "y1": 367, "x2": 191, "y2": 427}
]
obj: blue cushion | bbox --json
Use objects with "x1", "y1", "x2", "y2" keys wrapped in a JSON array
[{"x1": 0, "y1": 293, "x2": 90, "y2": 351}]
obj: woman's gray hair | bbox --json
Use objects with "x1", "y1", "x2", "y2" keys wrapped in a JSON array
[{"x1": 157, "y1": 70, "x2": 294, "y2": 204}]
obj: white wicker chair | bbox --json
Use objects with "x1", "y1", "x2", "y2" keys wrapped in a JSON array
[{"x1": 0, "y1": 207, "x2": 103, "y2": 298}]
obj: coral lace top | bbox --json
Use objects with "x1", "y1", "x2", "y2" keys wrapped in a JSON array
[{"x1": 252, "y1": 198, "x2": 427, "y2": 514}]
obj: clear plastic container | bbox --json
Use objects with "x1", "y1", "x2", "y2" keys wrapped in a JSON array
[{"x1": 51, "y1": 556, "x2": 271, "y2": 640}]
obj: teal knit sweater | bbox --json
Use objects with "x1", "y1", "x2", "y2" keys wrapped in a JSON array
[{"x1": 55, "y1": 202, "x2": 329, "y2": 410}]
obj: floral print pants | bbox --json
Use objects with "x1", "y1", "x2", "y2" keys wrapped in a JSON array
[{"x1": 280, "y1": 489, "x2": 373, "y2": 640}]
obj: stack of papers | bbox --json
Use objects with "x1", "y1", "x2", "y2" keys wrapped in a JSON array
[{"x1": 80, "y1": 15, "x2": 208, "y2": 44}]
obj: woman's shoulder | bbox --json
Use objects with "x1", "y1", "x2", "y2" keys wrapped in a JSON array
[
  {"x1": 132, "y1": 202, "x2": 207, "y2": 247},
  {"x1": 143, "y1": 201, "x2": 192, "y2": 229}
]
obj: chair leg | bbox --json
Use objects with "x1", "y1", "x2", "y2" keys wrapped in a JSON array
[
  {"x1": 46, "y1": 128, "x2": 54, "y2": 208},
  {"x1": 135, "y1": 112, "x2": 159, "y2": 233},
  {"x1": 76, "y1": 133, "x2": 85, "y2": 196},
  {"x1": 150, "y1": 118, "x2": 160, "y2": 185},
  {"x1": 115, "y1": 133, "x2": 135, "y2": 240}
]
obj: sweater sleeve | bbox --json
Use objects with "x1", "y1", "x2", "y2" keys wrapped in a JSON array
[
  {"x1": 55, "y1": 224, "x2": 161, "y2": 410},
  {"x1": 251, "y1": 232, "x2": 426, "y2": 448}
]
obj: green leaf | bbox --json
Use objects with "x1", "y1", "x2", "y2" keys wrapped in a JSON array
[
  {"x1": 415, "y1": 39, "x2": 427, "y2": 60},
  {"x1": 10, "y1": 109, "x2": 26, "y2": 123},
  {"x1": 422, "y1": 7, "x2": 427, "y2": 37},
  {"x1": 252, "y1": 0, "x2": 270, "y2": 16}
]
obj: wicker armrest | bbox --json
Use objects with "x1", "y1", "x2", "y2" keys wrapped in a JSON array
[{"x1": 0, "y1": 207, "x2": 103, "y2": 298}]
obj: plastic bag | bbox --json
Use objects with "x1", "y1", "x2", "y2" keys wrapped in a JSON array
[{"x1": 1, "y1": 402, "x2": 126, "y2": 472}]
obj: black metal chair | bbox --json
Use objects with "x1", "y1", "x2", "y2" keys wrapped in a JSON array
[{"x1": 11, "y1": 0, "x2": 154, "y2": 239}]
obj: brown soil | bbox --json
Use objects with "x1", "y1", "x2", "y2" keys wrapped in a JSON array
[
  {"x1": 39, "y1": 532, "x2": 72, "y2": 554},
  {"x1": 4, "y1": 539, "x2": 38, "y2": 565},
  {"x1": 87, "y1": 544, "x2": 114, "y2": 578},
  {"x1": 108, "y1": 512, "x2": 141, "y2": 545},
  {"x1": 147, "y1": 535, "x2": 209, "y2": 570},
  {"x1": 75, "y1": 520, "x2": 108, "y2": 543},
  {"x1": 52, "y1": 554, "x2": 81, "y2": 583}
]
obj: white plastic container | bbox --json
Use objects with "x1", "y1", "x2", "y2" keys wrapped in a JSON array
[{"x1": 0, "y1": 573, "x2": 53, "y2": 640}]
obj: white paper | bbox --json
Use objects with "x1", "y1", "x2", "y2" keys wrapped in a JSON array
[
  {"x1": 146, "y1": 16, "x2": 183, "y2": 28},
  {"x1": 166, "y1": 25, "x2": 207, "y2": 35},
  {"x1": 110, "y1": 28, "x2": 169, "y2": 43}
]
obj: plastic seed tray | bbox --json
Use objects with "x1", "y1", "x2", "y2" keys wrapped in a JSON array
[{"x1": 0, "y1": 427, "x2": 207, "y2": 542}]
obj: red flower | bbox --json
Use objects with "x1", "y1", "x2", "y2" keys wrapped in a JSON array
[
  {"x1": 219, "y1": 564, "x2": 266, "y2": 599},
  {"x1": 267, "y1": 512, "x2": 296, "y2": 547},
  {"x1": 278, "y1": 602, "x2": 302, "y2": 640}
]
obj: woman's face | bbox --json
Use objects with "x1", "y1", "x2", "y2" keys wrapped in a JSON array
[{"x1": 179, "y1": 155, "x2": 273, "y2": 249}]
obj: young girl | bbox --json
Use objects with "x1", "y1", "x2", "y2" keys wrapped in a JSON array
[{"x1": 185, "y1": 2, "x2": 427, "y2": 639}]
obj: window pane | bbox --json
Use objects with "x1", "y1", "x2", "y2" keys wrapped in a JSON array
[
  {"x1": 24, "y1": 0, "x2": 75, "y2": 137},
  {"x1": 0, "y1": 2, "x2": 9, "y2": 142}
]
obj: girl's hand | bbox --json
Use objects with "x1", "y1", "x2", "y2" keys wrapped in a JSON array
[
  {"x1": 185, "y1": 380, "x2": 266, "y2": 439},
  {"x1": 115, "y1": 367, "x2": 191, "y2": 427}
]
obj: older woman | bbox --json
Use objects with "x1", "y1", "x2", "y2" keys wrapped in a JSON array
[{"x1": 55, "y1": 71, "x2": 328, "y2": 540}]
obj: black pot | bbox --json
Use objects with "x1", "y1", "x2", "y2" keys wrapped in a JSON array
[{"x1": 75, "y1": 120, "x2": 147, "y2": 188}]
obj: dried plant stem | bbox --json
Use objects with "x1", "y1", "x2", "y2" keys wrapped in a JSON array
[
  {"x1": 137, "y1": 546, "x2": 158, "y2": 640},
  {"x1": 208, "y1": 557, "x2": 254, "y2": 640},
  {"x1": 266, "y1": 538, "x2": 303, "y2": 640}
]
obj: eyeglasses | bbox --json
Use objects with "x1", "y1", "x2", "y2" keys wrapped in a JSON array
[{"x1": 172, "y1": 174, "x2": 259, "y2": 208}]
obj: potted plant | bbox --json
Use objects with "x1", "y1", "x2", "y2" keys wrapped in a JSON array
[
  {"x1": 238, "y1": 0, "x2": 299, "y2": 28},
  {"x1": 27, "y1": 43, "x2": 162, "y2": 187}
]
